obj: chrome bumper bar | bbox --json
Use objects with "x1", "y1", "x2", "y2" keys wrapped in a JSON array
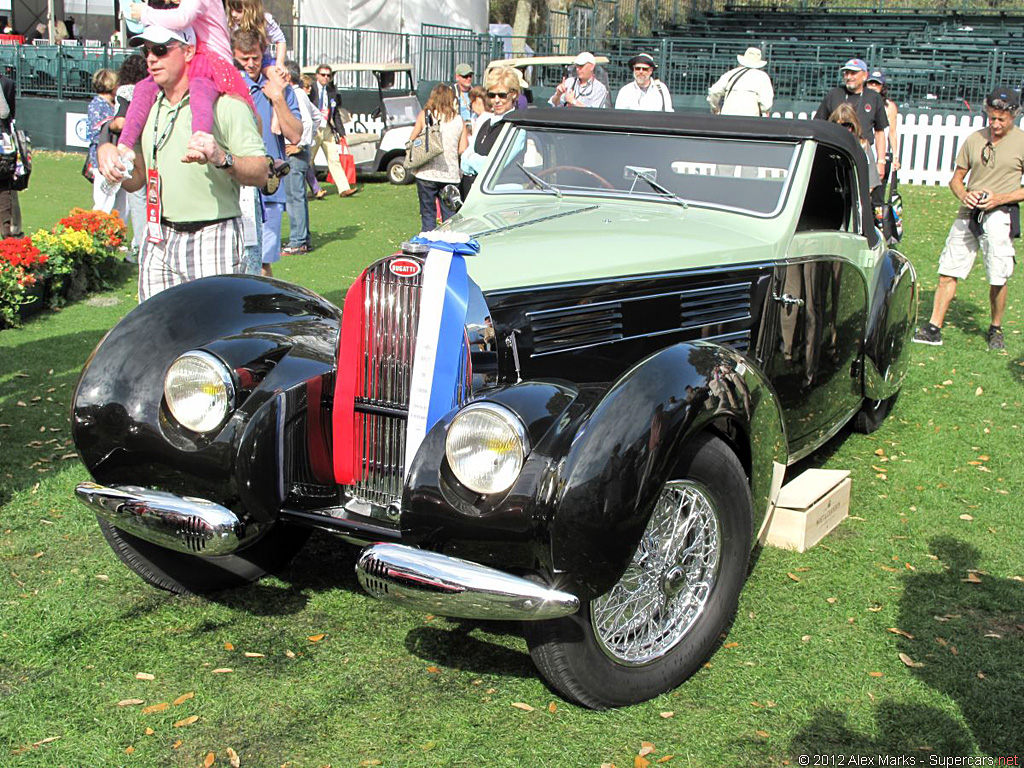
[
  {"x1": 356, "y1": 543, "x2": 580, "y2": 621},
  {"x1": 75, "y1": 482, "x2": 252, "y2": 556}
]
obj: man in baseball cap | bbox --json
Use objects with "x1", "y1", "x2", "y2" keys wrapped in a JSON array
[
  {"x1": 549, "y1": 51, "x2": 609, "y2": 108},
  {"x1": 129, "y1": 24, "x2": 196, "y2": 48},
  {"x1": 454, "y1": 63, "x2": 474, "y2": 121},
  {"x1": 814, "y1": 56, "x2": 888, "y2": 181}
]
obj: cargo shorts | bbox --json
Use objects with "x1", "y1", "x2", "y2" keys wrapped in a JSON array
[{"x1": 937, "y1": 209, "x2": 1016, "y2": 286}]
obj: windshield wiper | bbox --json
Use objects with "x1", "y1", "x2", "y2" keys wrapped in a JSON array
[
  {"x1": 516, "y1": 162, "x2": 562, "y2": 198},
  {"x1": 626, "y1": 166, "x2": 688, "y2": 208}
]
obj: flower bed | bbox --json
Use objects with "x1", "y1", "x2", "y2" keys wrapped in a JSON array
[{"x1": 0, "y1": 208, "x2": 127, "y2": 328}]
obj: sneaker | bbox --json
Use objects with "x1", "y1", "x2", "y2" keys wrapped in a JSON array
[
  {"x1": 987, "y1": 325, "x2": 1005, "y2": 350},
  {"x1": 912, "y1": 322, "x2": 943, "y2": 346},
  {"x1": 280, "y1": 244, "x2": 310, "y2": 256}
]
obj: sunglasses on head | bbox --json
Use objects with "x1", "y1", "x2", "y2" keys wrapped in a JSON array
[
  {"x1": 143, "y1": 41, "x2": 179, "y2": 58},
  {"x1": 487, "y1": 91, "x2": 509, "y2": 99}
]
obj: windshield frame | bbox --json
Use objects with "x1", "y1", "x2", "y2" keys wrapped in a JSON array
[{"x1": 479, "y1": 125, "x2": 804, "y2": 219}]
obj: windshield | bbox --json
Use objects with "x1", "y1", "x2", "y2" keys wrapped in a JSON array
[
  {"x1": 483, "y1": 126, "x2": 800, "y2": 216},
  {"x1": 383, "y1": 96, "x2": 420, "y2": 126}
]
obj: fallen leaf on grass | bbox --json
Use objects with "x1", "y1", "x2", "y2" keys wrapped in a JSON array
[
  {"x1": 874, "y1": 448, "x2": 885, "y2": 456},
  {"x1": 787, "y1": 573, "x2": 801, "y2": 582},
  {"x1": 141, "y1": 702, "x2": 168, "y2": 714},
  {"x1": 135, "y1": 672, "x2": 155, "y2": 680},
  {"x1": 656, "y1": 757, "x2": 674, "y2": 764},
  {"x1": 899, "y1": 653, "x2": 925, "y2": 668},
  {"x1": 360, "y1": 760, "x2": 382, "y2": 767},
  {"x1": 173, "y1": 715, "x2": 199, "y2": 728},
  {"x1": 635, "y1": 758, "x2": 650, "y2": 768},
  {"x1": 869, "y1": 671, "x2": 884, "y2": 677},
  {"x1": 224, "y1": 642, "x2": 234, "y2": 651},
  {"x1": 172, "y1": 692, "x2": 194, "y2": 705},
  {"x1": 801, "y1": 635, "x2": 811, "y2": 642},
  {"x1": 868, "y1": 605, "x2": 884, "y2": 612},
  {"x1": 284, "y1": 649, "x2": 295, "y2": 658},
  {"x1": 880, "y1": 565, "x2": 899, "y2": 572},
  {"x1": 548, "y1": 702, "x2": 557, "y2": 713},
  {"x1": 723, "y1": 642, "x2": 739, "y2": 649},
  {"x1": 203, "y1": 752, "x2": 215, "y2": 767},
  {"x1": 639, "y1": 742, "x2": 656, "y2": 756},
  {"x1": 172, "y1": 739, "x2": 182, "y2": 749},
  {"x1": 755, "y1": 730, "x2": 770, "y2": 738},
  {"x1": 511, "y1": 702, "x2": 534, "y2": 712},
  {"x1": 962, "y1": 572, "x2": 982, "y2": 584},
  {"x1": 425, "y1": 666, "x2": 440, "y2": 673},
  {"x1": 975, "y1": 387, "x2": 983, "y2": 396},
  {"x1": 144, "y1": 728, "x2": 154, "y2": 735},
  {"x1": 960, "y1": 514, "x2": 974, "y2": 521},
  {"x1": 887, "y1": 628, "x2": 915, "y2": 639},
  {"x1": 977, "y1": 671, "x2": 986, "y2": 679},
  {"x1": 117, "y1": 698, "x2": 144, "y2": 707},
  {"x1": 826, "y1": 597, "x2": 838, "y2": 604},
  {"x1": 211, "y1": 668, "x2": 233, "y2": 674},
  {"x1": 307, "y1": 634, "x2": 325, "y2": 642},
  {"x1": 125, "y1": 746, "x2": 135, "y2": 755},
  {"x1": 243, "y1": 652, "x2": 264, "y2": 658},
  {"x1": 659, "y1": 711, "x2": 674, "y2": 718},
  {"x1": 226, "y1": 746, "x2": 240, "y2": 766}
]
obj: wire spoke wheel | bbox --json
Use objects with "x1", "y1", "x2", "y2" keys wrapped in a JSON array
[{"x1": 592, "y1": 481, "x2": 721, "y2": 665}]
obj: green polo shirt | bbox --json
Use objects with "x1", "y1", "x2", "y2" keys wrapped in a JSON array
[{"x1": 140, "y1": 92, "x2": 265, "y2": 223}]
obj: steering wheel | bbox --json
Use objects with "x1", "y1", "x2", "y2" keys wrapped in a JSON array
[{"x1": 535, "y1": 165, "x2": 616, "y2": 190}]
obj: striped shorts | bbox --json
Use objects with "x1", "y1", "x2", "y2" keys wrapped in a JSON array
[{"x1": 138, "y1": 218, "x2": 245, "y2": 302}]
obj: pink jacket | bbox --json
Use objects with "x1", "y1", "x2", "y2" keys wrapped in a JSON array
[{"x1": 138, "y1": 0, "x2": 232, "y2": 62}]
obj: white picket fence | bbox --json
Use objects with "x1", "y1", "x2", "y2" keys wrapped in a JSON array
[{"x1": 772, "y1": 111, "x2": 1008, "y2": 186}]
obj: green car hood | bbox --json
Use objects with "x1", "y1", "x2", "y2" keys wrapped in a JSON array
[{"x1": 447, "y1": 199, "x2": 784, "y2": 292}]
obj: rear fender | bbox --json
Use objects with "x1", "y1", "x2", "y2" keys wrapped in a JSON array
[
  {"x1": 863, "y1": 248, "x2": 916, "y2": 400},
  {"x1": 549, "y1": 342, "x2": 787, "y2": 599}
]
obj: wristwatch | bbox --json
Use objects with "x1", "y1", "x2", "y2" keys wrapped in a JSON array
[{"x1": 215, "y1": 151, "x2": 234, "y2": 170}]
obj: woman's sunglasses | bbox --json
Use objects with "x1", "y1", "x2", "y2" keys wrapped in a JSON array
[
  {"x1": 142, "y1": 41, "x2": 179, "y2": 58},
  {"x1": 487, "y1": 91, "x2": 510, "y2": 99}
]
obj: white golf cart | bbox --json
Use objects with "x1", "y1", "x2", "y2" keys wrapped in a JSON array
[{"x1": 301, "y1": 62, "x2": 421, "y2": 185}]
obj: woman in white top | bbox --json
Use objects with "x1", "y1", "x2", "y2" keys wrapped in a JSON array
[{"x1": 409, "y1": 83, "x2": 466, "y2": 231}]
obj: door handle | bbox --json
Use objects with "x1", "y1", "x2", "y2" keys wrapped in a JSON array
[{"x1": 772, "y1": 292, "x2": 805, "y2": 307}]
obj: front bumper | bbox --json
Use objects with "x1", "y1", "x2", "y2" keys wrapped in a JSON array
[
  {"x1": 356, "y1": 543, "x2": 580, "y2": 621},
  {"x1": 75, "y1": 482, "x2": 255, "y2": 556}
]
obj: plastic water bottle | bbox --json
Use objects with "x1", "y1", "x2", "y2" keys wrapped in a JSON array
[{"x1": 95, "y1": 154, "x2": 134, "y2": 214}]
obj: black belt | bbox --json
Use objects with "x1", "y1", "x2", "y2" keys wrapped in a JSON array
[{"x1": 160, "y1": 216, "x2": 234, "y2": 233}]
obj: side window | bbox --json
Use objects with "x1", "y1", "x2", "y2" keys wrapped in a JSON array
[{"x1": 796, "y1": 146, "x2": 857, "y2": 233}]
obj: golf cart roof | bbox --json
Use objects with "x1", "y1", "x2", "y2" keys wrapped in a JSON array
[
  {"x1": 300, "y1": 62, "x2": 414, "y2": 75},
  {"x1": 486, "y1": 55, "x2": 610, "y2": 70}
]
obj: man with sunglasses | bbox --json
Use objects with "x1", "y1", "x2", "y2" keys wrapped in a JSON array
[
  {"x1": 96, "y1": 24, "x2": 268, "y2": 302},
  {"x1": 915, "y1": 87, "x2": 1024, "y2": 350},
  {"x1": 814, "y1": 58, "x2": 888, "y2": 183},
  {"x1": 549, "y1": 51, "x2": 609, "y2": 109},
  {"x1": 614, "y1": 53, "x2": 674, "y2": 112}
]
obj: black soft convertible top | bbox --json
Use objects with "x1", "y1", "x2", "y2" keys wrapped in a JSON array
[{"x1": 505, "y1": 108, "x2": 877, "y2": 244}]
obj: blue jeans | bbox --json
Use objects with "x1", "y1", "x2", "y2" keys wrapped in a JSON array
[
  {"x1": 415, "y1": 178, "x2": 455, "y2": 233},
  {"x1": 285, "y1": 148, "x2": 311, "y2": 248}
]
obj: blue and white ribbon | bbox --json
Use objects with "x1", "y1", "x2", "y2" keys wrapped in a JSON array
[{"x1": 404, "y1": 232, "x2": 480, "y2": 477}]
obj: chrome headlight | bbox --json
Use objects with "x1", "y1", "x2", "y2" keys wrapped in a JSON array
[
  {"x1": 445, "y1": 403, "x2": 529, "y2": 495},
  {"x1": 163, "y1": 351, "x2": 235, "y2": 433}
]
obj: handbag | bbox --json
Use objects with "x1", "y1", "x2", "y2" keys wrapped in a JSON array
[
  {"x1": 336, "y1": 137, "x2": 356, "y2": 185},
  {"x1": 882, "y1": 171, "x2": 903, "y2": 245},
  {"x1": 82, "y1": 155, "x2": 94, "y2": 182},
  {"x1": 405, "y1": 113, "x2": 444, "y2": 170}
]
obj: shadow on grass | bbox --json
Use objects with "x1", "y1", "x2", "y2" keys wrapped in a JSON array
[
  {"x1": 893, "y1": 536, "x2": 1024, "y2": 756},
  {"x1": 311, "y1": 224, "x2": 361, "y2": 249},
  {"x1": 0, "y1": 328, "x2": 111, "y2": 503},
  {"x1": 787, "y1": 703, "x2": 975, "y2": 761},
  {"x1": 403, "y1": 622, "x2": 535, "y2": 679},
  {"x1": 1009, "y1": 353, "x2": 1024, "y2": 386}
]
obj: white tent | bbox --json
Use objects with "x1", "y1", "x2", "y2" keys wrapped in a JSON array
[{"x1": 297, "y1": 0, "x2": 488, "y2": 37}]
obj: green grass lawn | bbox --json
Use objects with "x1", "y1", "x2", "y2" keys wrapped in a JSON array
[{"x1": 1, "y1": 153, "x2": 1022, "y2": 767}]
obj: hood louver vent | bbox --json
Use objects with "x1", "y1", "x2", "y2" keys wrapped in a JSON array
[
  {"x1": 679, "y1": 281, "x2": 752, "y2": 329},
  {"x1": 528, "y1": 303, "x2": 624, "y2": 355}
]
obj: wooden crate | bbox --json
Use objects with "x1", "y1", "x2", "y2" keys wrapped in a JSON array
[{"x1": 764, "y1": 469, "x2": 851, "y2": 553}]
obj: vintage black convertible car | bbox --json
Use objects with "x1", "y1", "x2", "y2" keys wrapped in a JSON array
[{"x1": 72, "y1": 110, "x2": 916, "y2": 709}]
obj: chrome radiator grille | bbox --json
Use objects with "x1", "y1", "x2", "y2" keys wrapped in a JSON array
[{"x1": 349, "y1": 259, "x2": 424, "y2": 507}]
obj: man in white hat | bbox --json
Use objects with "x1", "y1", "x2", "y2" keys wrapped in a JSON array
[
  {"x1": 707, "y1": 47, "x2": 774, "y2": 117},
  {"x1": 96, "y1": 24, "x2": 269, "y2": 301},
  {"x1": 549, "y1": 51, "x2": 609, "y2": 109},
  {"x1": 615, "y1": 53, "x2": 674, "y2": 112}
]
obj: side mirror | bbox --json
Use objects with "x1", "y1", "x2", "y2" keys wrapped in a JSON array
[{"x1": 441, "y1": 184, "x2": 463, "y2": 212}]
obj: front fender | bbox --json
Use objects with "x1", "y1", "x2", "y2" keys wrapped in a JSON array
[
  {"x1": 549, "y1": 342, "x2": 787, "y2": 599},
  {"x1": 72, "y1": 275, "x2": 340, "y2": 524},
  {"x1": 863, "y1": 248, "x2": 916, "y2": 401}
]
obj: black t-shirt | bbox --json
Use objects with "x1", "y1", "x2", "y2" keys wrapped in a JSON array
[{"x1": 814, "y1": 86, "x2": 889, "y2": 137}]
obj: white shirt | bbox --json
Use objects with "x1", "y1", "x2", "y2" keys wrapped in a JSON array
[
  {"x1": 548, "y1": 77, "x2": 610, "y2": 109},
  {"x1": 707, "y1": 66, "x2": 774, "y2": 117},
  {"x1": 615, "y1": 80, "x2": 674, "y2": 112},
  {"x1": 290, "y1": 85, "x2": 318, "y2": 147}
]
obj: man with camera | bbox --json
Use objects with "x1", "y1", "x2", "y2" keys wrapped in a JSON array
[
  {"x1": 914, "y1": 87, "x2": 1024, "y2": 350},
  {"x1": 97, "y1": 24, "x2": 268, "y2": 301}
]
